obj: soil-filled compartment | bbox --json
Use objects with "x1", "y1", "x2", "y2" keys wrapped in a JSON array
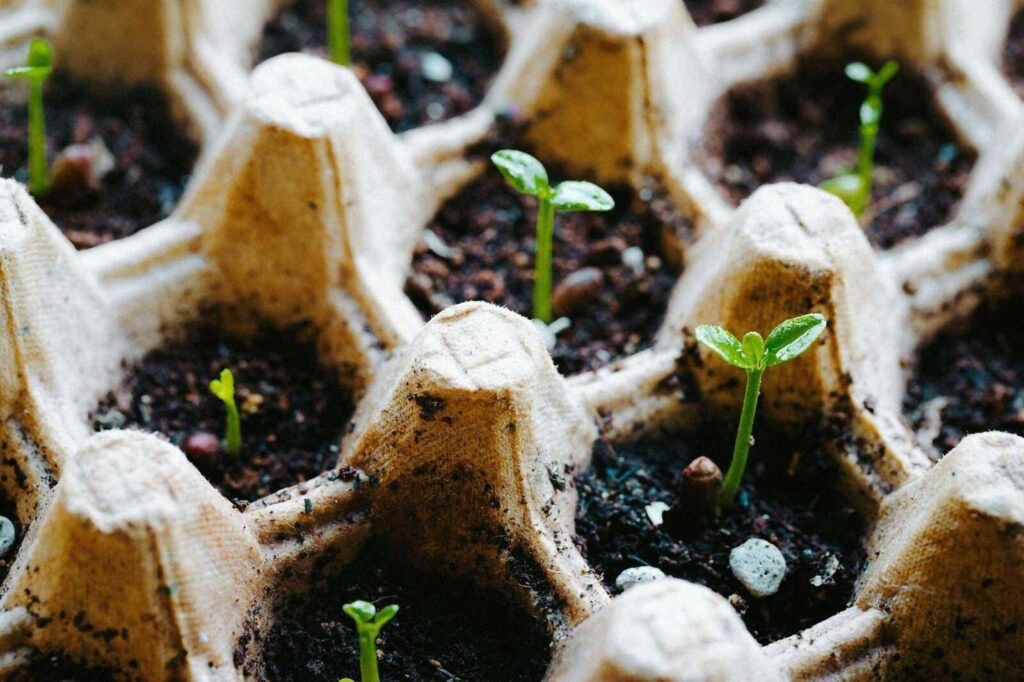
[
  {"x1": 0, "y1": 73, "x2": 198, "y2": 249},
  {"x1": 404, "y1": 152, "x2": 691, "y2": 376},
  {"x1": 684, "y1": 0, "x2": 766, "y2": 27},
  {"x1": 904, "y1": 296, "x2": 1024, "y2": 458},
  {"x1": 574, "y1": 414, "x2": 870, "y2": 644},
  {"x1": 92, "y1": 321, "x2": 356, "y2": 505},
  {"x1": 256, "y1": 0, "x2": 505, "y2": 133},
  {"x1": 696, "y1": 54, "x2": 976, "y2": 249},
  {"x1": 259, "y1": 544, "x2": 553, "y2": 682}
]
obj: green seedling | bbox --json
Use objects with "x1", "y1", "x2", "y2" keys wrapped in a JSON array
[
  {"x1": 491, "y1": 150, "x2": 614, "y2": 323},
  {"x1": 3, "y1": 38, "x2": 54, "y2": 195},
  {"x1": 821, "y1": 60, "x2": 899, "y2": 217},
  {"x1": 328, "y1": 0, "x2": 351, "y2": 66},
  {"x1": 695, "y1": 313, "x2": 827, "y2": 508},
  {"x1": 341, "y1": 600, "x2": 399, "y2": 682},
  {"x1": 209, "y1": 368, "x2": 242, "y2": 457}
]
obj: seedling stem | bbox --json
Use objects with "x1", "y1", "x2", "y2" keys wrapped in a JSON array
[
  {"x1": 342, "y1": 600, "x2": 398, "y2": 682},
  {"x1": 3, "y1": 38, "x2": 54, "y2": 195},
  {"x1": 491, "y1": 150, "x2": 614, "y2": 323},
  {"x1": 696, "y1": 314, "x2": 827, "y2": 507},
  {"x1": 328, "y1": 0, "x2": 351, "y2": 66},
  {"x1": 209, "y1": 369, "x2": 242, "y2": 457},
  {"x1": 821, "y1": 60, "x2": 899, "y2": 216}
]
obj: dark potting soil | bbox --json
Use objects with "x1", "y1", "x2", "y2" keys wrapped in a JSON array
[
  {"x1": 1003, "y1": 9, "x2": 1024, "y2": 100},
  {"x1": 92, "y1": 324, "x2": 355, "y2": 505},
  {"x1": 684, "y1": 0, "x2": 766, "y2": 27},
  {"x1": 10, "y1": 653, "x2": 115, "y2": 682},
  {"x1": 0, "y1": 492, "x2": 20, "y2": 588},
  {"x1": 404, "y1": 169, "x2": 688, "y2": 376},
  {"x1": 904, "y1": 299, "x2": 1024, "y2": 457},
  {"x1": 0, "y1": 73, "x2": 198, "y2": 250},
  {"x1": 574, "y1": 418, "x2": 867, "y2": 644},
  {"x1": 697, "y1": 55, "x2": 975, "y2": 249},
  {"x1": 256, "y1": 0, "x2": 503, "y2": 133},
  {"x1": 260, "y1": 545, "x2": 552, "y2": 682}
]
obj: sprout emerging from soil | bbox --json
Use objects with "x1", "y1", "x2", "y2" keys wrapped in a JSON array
[
  {"x1": 328, "y1": 0, "x2": 351, "y2": 66},
  {"x1": 820, "y1": 60, "x2": 899, "y2": 217},
  {"x1": 209, "y1": 368, "x2": 242, "y2": 457},
  {"x1": 341, "y1": 600, "x2": 399, "y2": 682},
  {"x1": 3, "y1": 38, "x2": 54, "y2": 195},
  {"x1": 695, "y1": 313, "x2": 827, "y2": 507},
  {"x1": 491, "y1": 150, "x2": 614, "y2": 323}
]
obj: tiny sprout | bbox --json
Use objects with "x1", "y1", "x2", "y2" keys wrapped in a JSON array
[
  {"x1": 342, "y1": 600, "x2": 399, "y2": 682},
  {"x1": 821, "y1": 60, "x2": 899, "y2": 217},
  {"x1": 491, "y1": 150, "x2": 614, "y2": 323},
  {"x1": 3, "y1": 38, "x2": 54, "y2": 195},
  {"x1": 328, "y1": 0, "x2": 351, "y2": 66},
  {"x1": 695, "y1": 313, "x2": 827, "y2": 508},
  {"x1": 209, "y1": 368, "x2": 242, "y2": 457}
]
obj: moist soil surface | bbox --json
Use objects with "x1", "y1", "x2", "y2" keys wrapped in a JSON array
[
  {"x1": 92, "y1": 324, "x2": 354, "y2": 505},
  {"x1": 1003, "y1": 9, "x2": 1024, "y2": 100},
  {"x1": 256, "y1": 0, "x2": 503, "y2": 133},
  {"x1": 574, "y1": 418, "x2": 867, "y2": 644},
  {"x1": 405, "y1": 166, "x2": 689, "y2": 376},
  {"x1": 684, "y1": 0, "x2": 766, "y2": 27},
  {"x1": 0, "y1": 73, "x2": 198, "y2": 250},
  {"x1": 697, "y1": 55, "x2": 975, "y2": 249},
  {"x1": 904, "y1": 299, "x2": 1024, "y2": 457},
  {"x1": 11, "y1": 654, "x2": 115, "y2": 682},
  {"x1": 261, "y1": 545, "x2": 552, "y2": 682}
]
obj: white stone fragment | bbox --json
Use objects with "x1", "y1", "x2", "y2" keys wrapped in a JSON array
[
  {"x1": 615, "y1": 566, "x2": 666, "y2": 592},
  {"x1": 729, "y1": 538, "x2": 787, "y2": 598}
]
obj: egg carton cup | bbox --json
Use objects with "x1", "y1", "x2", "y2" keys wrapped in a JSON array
[{"x1": 0, "y1": 0, "x2": 1022, "y2": 679}]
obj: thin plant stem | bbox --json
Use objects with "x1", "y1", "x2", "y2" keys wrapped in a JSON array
[
  {"x1": 224, "y1": 398, "x2": 242, "y2": 457},
  {"x1": 27, "y1": 77, "x2": 48, "y2": 195},
  {"x1": 328, "y1": 0, "x2": 351, "y2": 66},
  {"x1": 721, "y1": 368, "x2": 763, "y2": 507},
  {"x1": 533, "y1": 196, "x2": 555, "y2": 322},
  {"x1": 358, "y1": 626, "x2": 381, "y2": 682}
]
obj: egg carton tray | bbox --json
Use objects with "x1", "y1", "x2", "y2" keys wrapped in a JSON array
[{"x1": 0, "y1": 0, "x2": 1022, "y2": 679}]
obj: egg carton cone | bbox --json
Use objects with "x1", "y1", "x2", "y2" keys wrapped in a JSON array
[{"x1": 0, "y1": 0, "x2": 1021, "y2": 679}]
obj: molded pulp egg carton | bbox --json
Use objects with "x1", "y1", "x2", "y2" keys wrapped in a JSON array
[{"x1": 0, "y1": 0, "x2": 1022, "y2": 679}]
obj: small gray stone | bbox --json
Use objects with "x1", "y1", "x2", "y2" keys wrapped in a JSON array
[
  {"x1": 0, "y1": 516, "x2": 16, "y2": 557},
  {"x1": 615, "y1": 566, "x2": 666, "y2": 592},
  {"x1": 729, "y1": 538, "x2": 787, "y2": 598}
]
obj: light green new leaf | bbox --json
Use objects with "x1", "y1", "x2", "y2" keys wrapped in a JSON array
[
  {"x1": 374, "y1": 604, "x2": 399, "y2": 628},
  {"x1": 491, "y1": 150, "x2": 549, "y2": 197},
  {"x1": 764, "y1": 313, "x2": 827, "y2": 366},
  {"x1": 844, "y1": 62, "x2": 872, "y2": 83},
  {"x1": 551, "y1": 181, "x2": 615, "y2": 212},
  {"x1": 209, "y1": 368, "x2": 235, "y2": 403},
  {"x1": 343, "y1": 600, "x2": 376, "y2": 623},
  {"x1": 695, "y1": 325, "x2": 751, "y2": 369},
  {"x1": 875, "y1": 60, "x2": 900, "y2": 86},
  {"x1": 741, "y1": 331, "x2": 765, "y2": 368}
]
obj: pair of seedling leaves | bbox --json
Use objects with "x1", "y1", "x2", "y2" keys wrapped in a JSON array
[{"x1": 340, "y1": 600, "x2": 399, "y2": 682}]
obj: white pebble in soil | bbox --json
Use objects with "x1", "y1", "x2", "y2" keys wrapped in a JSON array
[
  {"x1": 729, "y1": 538, "x2": 787, "y2": 598},
  {"x1": 615, "y1": 566, "x2": 666, "y2": 592},
  {"x1": 0, "y1": 516, "x2": 16, "y2": 557}
]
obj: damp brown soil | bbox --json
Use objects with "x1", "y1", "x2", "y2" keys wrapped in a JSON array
[
  {"x1": 404, "y1": 164, "x2": 689, "y2": 376},
  {"x1": 0, "y1": 73, "x2": 198, "y2": 250},
  {"x1": 573, "y1": 418, "x2": 867, "y2": 644},
  {"x1": 10, "y1": 653, "x2": 116, "y2": 681},
  {"x1": 696, "y1": 55, "x2": 975, "y2": 249},
  {"x1": 684, "y1": 0, "x2": 766, "y2": 27},
  {"x1": 1003, "y1": 9, "x2": 1024, "y2": 100},
  {"x1": 256, "y1": 0, "x2": 503, "y2": 133},
  {"x1": 259, "y1": 545, "x2": 552, "y2": 682},
  {"x1": 92, "y1": 324, "x2": 355, "y2": 505},
  {"x1": 904, "y1": 299, "x2": 1024, "y2": 457}
]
